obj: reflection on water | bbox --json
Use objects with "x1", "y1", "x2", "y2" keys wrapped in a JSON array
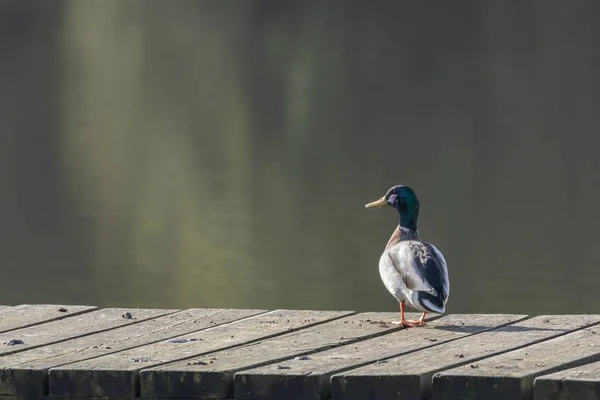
[{"x1": 1, "y1": 1, "x2": 599, "y2": 315}]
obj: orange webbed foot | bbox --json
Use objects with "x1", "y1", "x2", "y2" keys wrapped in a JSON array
[
  {"x1": 391, "y1": 320, "x2": 416, "y2": 327},
  {"x1": 405, "y1": 311, "x2": 427, "y2": 326},
  {"x1": 404, "y1": 319, "x2": 425, "y2": 326}
]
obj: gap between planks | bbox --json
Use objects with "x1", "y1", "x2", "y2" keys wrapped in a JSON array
[
  {"x1": 140, "y1": 312, "x2": 434, "y2": 399},
  {"x1": 432, "y1": 315, "x2": 600, "y2": 400},
  {"x1": 47, "y1": 309, "x2": 357, "y2": 398},
  {"x1": 0, "y1": 308, "x2": 178, "y2": 359},
  {"x1": 234, "y1": 313, "x2": 526, "y2": 400},
  {"x1": 0, "y1": 308, "x2": 268, "y2": 397},
  {"x1": 331, "y1": 314, "x2": 600, "y2": 400}
]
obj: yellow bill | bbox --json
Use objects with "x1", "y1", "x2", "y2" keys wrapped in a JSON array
[{"x1": 365, "y1": 196, "x2": 387, "y2": 208}]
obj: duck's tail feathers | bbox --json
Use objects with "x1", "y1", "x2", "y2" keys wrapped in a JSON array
[{"x1": 418, "y1": 292, "x2": 446, "y2": 314}]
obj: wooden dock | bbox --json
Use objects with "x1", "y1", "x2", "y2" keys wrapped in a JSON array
[{"x1": 0, "y1": 305, "x2": 598, "y2": 399}]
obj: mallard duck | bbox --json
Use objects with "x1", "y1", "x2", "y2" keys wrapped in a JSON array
[{"x1": 366, "y1": 185, "x2": 449, "y2": 327}]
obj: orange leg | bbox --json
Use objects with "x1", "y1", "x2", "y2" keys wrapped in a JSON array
[{"x1": 392, "y1": 302, "x2": 416, "y2": 327}]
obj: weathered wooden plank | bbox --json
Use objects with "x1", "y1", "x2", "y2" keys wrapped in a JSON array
[
  {"x1": 0, "y1": 397, "x2": 146, "y2": 400},
  {"x1": 432, "y1": 316, "x2": 600, "y2": 400},
  {"x1": 533, "y1": 359, "x2": 600, "y2": 400},
  {"x1": 0, "y1": 397, "x2": 145, "y2": 400},
  {"x1": 0, "y1": 396, "x2": 50, "y2": 400},
  {"x1": 0, "y1": 308, "x2": 265, "y2": 397},
  {"x1": 48, "y1": 309, "x2": 353, "y2": 398},
  {"x1": 0, "y1": 305, "x2": 96, "y2": 333},
  {"x1": 331, "y1": 314, "x2": 600, "y2": 400},
  {"x1": 0, "y1": 396, "x2": 46, "y2": 400},
  {"x1": 0, "y1": 308, "x2": 175, "y2": 359},
  {"x1": 234, "y1": 314, "x2": 526, "y2": 400},
  {"x1": 0, "y1": 396, "x2": 192, "y2": 400},
  {"x1": 0, "y1": 396, "x2": 238, "y2": 400},
  {"x1": 140, "y1": 312, "x2": 429, "y2": 400}
]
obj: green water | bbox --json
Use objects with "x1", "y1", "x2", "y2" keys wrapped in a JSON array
[{"x1": 1, "y1": 1, "x2": 599, "y2": 316}]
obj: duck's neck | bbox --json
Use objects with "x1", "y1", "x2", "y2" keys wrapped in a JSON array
[
  {"x1": 399, "y1": 208, "x2": 418, "y2": 232},
  {"x1": 385, "y1": 226, "x2": 420, "y2": 249}
]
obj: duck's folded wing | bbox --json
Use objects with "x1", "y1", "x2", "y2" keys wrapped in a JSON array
[
  {"x1": 384, "y1": 249, "x2": 438, "y2": 296},
  {"x1": 429, "y1": 244, "x2": 450, "y2": 299},
  {"x1": 410, "y1": 243, "x2": 449, "y2": 302}
]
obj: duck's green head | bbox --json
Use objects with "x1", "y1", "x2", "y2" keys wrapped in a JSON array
[{"x1": 365, "y1": 185, "x2": 420, "y2": 231}]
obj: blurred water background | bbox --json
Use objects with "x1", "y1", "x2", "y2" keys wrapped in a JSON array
[{"x1": 1, "y1": 1, "x2": 599, "y2": 315}]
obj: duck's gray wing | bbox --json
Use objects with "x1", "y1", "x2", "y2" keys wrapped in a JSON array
[
  {"x1": 410, "y1": 242, "x2": 449, "y2": 312},
  {"x1": 428, "y1": 243, "x2": 450, "y2": 300},
  {"x1": 384, "y1": 244, "x2": 439, "y2": 296}
]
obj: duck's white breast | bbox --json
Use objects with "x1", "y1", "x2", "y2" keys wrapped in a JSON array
[{"x1": 378, "y1": 243, "x2": 413, "y2": 304}]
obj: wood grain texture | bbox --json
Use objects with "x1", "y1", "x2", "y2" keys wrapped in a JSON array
[
  {"x1": 432, "y1": 316, "x2": 600, "y2": 400},
  {"x1": 141, "y1": 312, "x2": 428, "y2": 400},
  {"x1": 48, "y1": 309, "x2": 353, "y2": 398},
  {"x1": 0, "y1": 308, "x2": 264, "y2": 397},
  {"x1": 0, "y1": 397, "x2": 144, "y2": 400},
  {"x1": 234, "y1": 314, "x2": 525, "y2": 400},
  {"x1": 0, "y1": 397, "x2": 237, "y2": 400},
  {"x1": 0, "y1": 397, "x2": 227, "y2": 400},
  {"x1": 0, "y1": 305, "x2": 96, "y2": 333},
  {"x1": 533, "y1": 360, "x2": 600, "y2": 400},
  {"x1": 0, "y1": 397, "x2": 168, "y2": 400},
  {"x1": 331, "y1": 314, "x2": 600, "y2": 400},
  {"x1": 0, "y1": 308, "x2": 174, "y2": 360}
]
